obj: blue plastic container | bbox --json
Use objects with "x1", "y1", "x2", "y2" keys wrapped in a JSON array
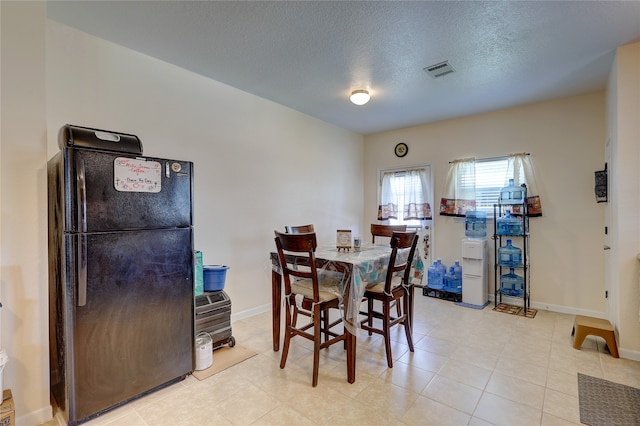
[
  {"x1": 444, "y1": 266, "x2": 462, "y2": 293},
  {"x1": 496, "y1": 210, "x2": 523, "y2": 235},
  {"x1": 500, "y1": 268, "x2": 524, "y2": 296},
  {"x1": 452, "y1": 260, "x2": 462, "y2": 282},
  {"x1": 203, "y1": 265, "x2": 229, "y2": 291},
  {"x1": 443, "y1": 267, "x2": 454, "y2": 292},
  {"x1": 500, "y1": 179, "x2": 525, "y2": 205},
  {"x1": 428, "y1": 261, "x2": 444, "y2": 290},
  {"x1": 437, "y1": 259, "x2": 447, "y2": 287},
  {"x1": 498, "y1": 240, "x2": 522, "y2": 267},
  {"x1": 465, "y1": 211, "x2": 487, "y2": 238}
]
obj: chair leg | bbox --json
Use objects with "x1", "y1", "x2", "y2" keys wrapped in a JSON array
[
  {"x1": 346, "y1": 331, "x2": 355, "y2": 383},
  {"x1": 312, "y1": 305, "x2": 321, "y2": 387},
  {"x1": 402, "y1": 294, "x2": 414, "y2": 352},
  {"x1": 406, "y1": 284, "x2": 415, "y2": 332},
  {"x1": 367, "y1": 298, "x2": 374, "y2": 336},
  {"x1": 383, "y1": 300, "x2": 393, "y2": 368},
  {"x1": 280, "y1": 297, "x2": 294, "y2": 369},
  {"x1": 292, "y1": 305, "x2": 299, "y2": 328},
  {"x1": 322, "y1": 310, "x2": 330, "y2": 344}
]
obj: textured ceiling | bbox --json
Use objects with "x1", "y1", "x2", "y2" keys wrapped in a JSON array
[{"x1": 47, "y1": 1, "x2": 640, "y2": 135}]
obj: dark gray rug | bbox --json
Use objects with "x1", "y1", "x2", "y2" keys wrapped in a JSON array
[{"x1": 578, "y1": 373, "x2": 640, "y2": 425}]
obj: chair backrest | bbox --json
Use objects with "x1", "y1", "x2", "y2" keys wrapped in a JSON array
[
  {"x1": 274, "y1": 230, "x2": 321, "y2": 301},
  {"x1": 285, "y1": 224, "x2": 315, "y2": 234},
  {"x1": 371, "y1": 224, "x2": 407, "y2": 243},
  {"x1": 384, "y1": 231, "x2": 418, "y2": 293}
]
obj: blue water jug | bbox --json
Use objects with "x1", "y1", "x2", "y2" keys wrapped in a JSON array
[
  {"x1": 498, "y1": 239, "x2": 522, "y2": 267},
  {"x1": 428, "y1": 261, "x2": 444, "y2": 290},
  {"x1": 444, "y1": 265, "x2": 462, "y2": 293},
  {"x1": 437, "y1": 259, "x2": 447, "y2": 284},
  {"x1": 496, "y1": 210, "x2": 523, "y2": 235},
  {"x1": 453, "y1": 260, "x2": 462, "y2": 281},
  {"x1": 500, "y1": 268, "x2": 524, "y2": 296},
  {"x1": 500, "y1": 179, "x2": 525, "y2": 205},
  {"x1": 443, "y1": 267, "x2": 452, "y2": 291},
  {"x1": 443, "y1": 266, "x2": 454, "y2": 292},
  {"x1": 465, "y1": 210, "x2": 487, "y2": 238}
]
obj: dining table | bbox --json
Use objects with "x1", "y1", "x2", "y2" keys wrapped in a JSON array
[{"x1": 269, "y1": 242, "x2": 423, "y2": 383}]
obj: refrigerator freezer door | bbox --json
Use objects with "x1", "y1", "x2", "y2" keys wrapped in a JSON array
[
  {"x1": 64, "y1": 228, "x2": 194, "y2": 422},
  {"x1": 63, "y1": 148, "x2": 193, "y2": 233}
]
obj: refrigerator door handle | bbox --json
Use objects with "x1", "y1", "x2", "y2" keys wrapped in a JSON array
[
  {"x1": 76, "y1": 157, "x2": 88, "y2": 306},
  {"x1": 77, "y1": 234, "x2": 87, "y2": 306},
  {"x1": 76, "y1": 157, "x2": 87, "y2": 232}
]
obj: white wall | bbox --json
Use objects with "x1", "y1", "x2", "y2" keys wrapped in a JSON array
[
  {"x1": 1, "y1": 1, "x2": 51, "y2": 424},
  {"x1": 45, "y1": 20, "x2": 365, "y2": 315},
  {"x1": 607, "y1": 41, "x2": 640, "y2": 355},
  {"x1": 364, "y1": 93, "x2": 607, "y2": 316},
  {"x1": 1, "y1": 8, "x2": 364, "y2": 423}
]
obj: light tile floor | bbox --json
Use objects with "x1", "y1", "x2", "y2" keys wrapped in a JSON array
[{"x1": 43, "y1": 295, "x2": 640, "y2": 425}]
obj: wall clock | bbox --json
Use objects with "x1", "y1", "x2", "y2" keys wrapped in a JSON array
[{"x1": 394, "y1": 142, "x2": 408, "y2": 158}]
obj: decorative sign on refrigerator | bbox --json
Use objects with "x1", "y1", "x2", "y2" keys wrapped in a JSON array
[{"x1": 114, "y1": 157, "x2": 162, "y2": 192}]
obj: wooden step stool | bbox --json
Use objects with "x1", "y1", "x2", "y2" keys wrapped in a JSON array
[{"x1": 571, "y1": 315, "x2": 619, "y2": 358}]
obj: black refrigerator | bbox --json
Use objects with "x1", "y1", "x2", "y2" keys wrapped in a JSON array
[{"x1": 48, "y1": 125, "x2": 194, "y2": 425}]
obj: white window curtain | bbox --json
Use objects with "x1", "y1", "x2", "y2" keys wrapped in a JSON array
[
  {"x1": 439, "y1": 154, "x2": 543, "y2": 217},
  {"x1": 439, "y1": 158, "x2": 476, "y2": 217},
  {"x1": 506, "y1": 153, "x2": 543, "y2": 216},
  {"x1": 378, "y1": 168, "x2": 432, "y2": 221}
]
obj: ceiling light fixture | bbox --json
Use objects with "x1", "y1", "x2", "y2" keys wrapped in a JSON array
[{"x1": 350, "y1": 90, "x2": 370, "y2": 106}]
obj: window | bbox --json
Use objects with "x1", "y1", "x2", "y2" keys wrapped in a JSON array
[
  {"x1": 385, "y1": 171, "x2": 421, "y2": 227},
  {"x1": 440, "y1": 155, "x2": 533, "y2": 217},
  {"x1": 378, "y1": 165, "x2": 432, "y2": 227},
  {"x1": 475, "y1": 158, "x2": 525, "y2": 214}
]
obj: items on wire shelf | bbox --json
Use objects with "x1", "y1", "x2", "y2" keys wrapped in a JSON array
[{"x1": 493, "y1": 181, "x2": 531, "y2": 312}]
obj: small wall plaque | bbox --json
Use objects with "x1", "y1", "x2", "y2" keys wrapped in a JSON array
[{"x1": 336, "y1": 229, "x2": 352, "y2": 251}]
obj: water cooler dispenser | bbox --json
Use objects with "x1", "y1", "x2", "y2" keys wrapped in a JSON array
[{"x1": 461, "y1": 239, "x2": 489, "y2": 306}]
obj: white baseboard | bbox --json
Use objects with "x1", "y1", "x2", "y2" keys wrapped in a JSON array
[
  {"x1": 230, "y1": 303, "x2": 270, "y2": 322},
  {"x1": 17, "y1": 404, "x2": 54, "y2": 426},
  {"x1": 489, "y1": 294, "x2": 607, "y2": 318},
  {"x1": 618, "y1": 348, "x2": 640, "y2": 361}
]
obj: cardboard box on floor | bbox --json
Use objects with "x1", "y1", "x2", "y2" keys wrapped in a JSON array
[{"x1": 0, "y1": 390, "x2": 15, "y2": 426}]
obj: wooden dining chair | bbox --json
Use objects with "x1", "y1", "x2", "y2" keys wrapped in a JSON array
[
  {"x1": 274, "y1": 230, "x2": 349, "y2": 386},
  {"x1": 371, "y1": 223, "x2": 407, "y2": 243},
  {"x1": 371, "y1": 224, "x2": 409, "y2": 317},
  {"x1": 285, "y1": 224, "x2": 315, "y2": 234},
  {"x1": 360, "y1": 231, "x2": 418, "y2": 368}
]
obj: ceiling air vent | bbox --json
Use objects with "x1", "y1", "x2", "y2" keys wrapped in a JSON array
[{"x1": 423, "y1": 61, "x2": 455, "y2": 79}]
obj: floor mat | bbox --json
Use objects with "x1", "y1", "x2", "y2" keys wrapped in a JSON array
[
  {"x1": 492, "y1": 303, "x2": 537, "y2": 318},
  {"x1": 192, "y1": 344, "x2": 257, "y2": 381},
  {"x1": 578, "y1": 373, "x2": 640, "y2": 425}
]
